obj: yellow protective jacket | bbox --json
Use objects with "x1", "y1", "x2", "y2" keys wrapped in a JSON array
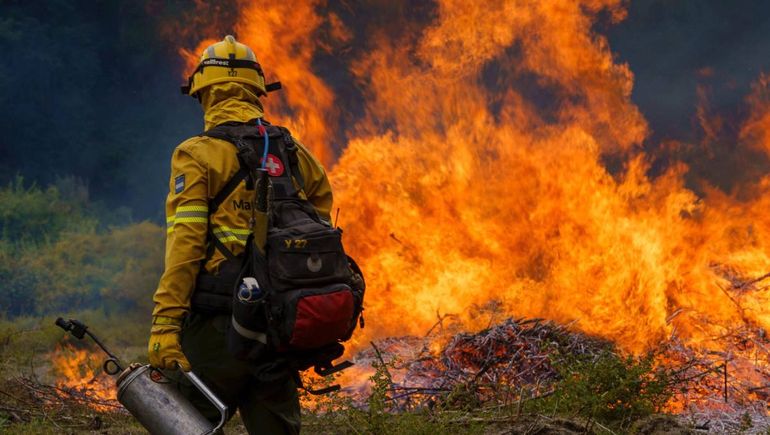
[{"x1": 152, "y1": 83, "x2": 333, "y2": 320}]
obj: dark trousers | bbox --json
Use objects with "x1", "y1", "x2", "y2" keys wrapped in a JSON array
[{"x1": 170, "y1": 313, "x2": 301, "y2": 434}]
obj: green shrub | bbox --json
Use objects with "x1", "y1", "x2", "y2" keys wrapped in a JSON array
[
  {"x1": 525, "y1": 350, "x2": 673, "y2": 432},
  {"x1": 0, "y1": 241, "x2": 39, "y2": 316},
  {"x1": 23, "y1": 221, "x2": 164, "y2": 315},
  {"x1": 0, "y1": 176, "x2": 97, "y2": 245},
  {"x1": 0, "y1": 178, "x2": 162, "y2": 318},
  {"x1": 303, "y1": 354, "x2": 484, "y2": 435}
]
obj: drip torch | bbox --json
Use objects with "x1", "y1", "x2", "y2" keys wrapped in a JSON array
[{"x1": 55, "y1": 318, "x2": 227, "y2": 435}]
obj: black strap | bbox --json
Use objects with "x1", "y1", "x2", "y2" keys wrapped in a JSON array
[
  {"x1": 181, "y1": 59, "x2": 283, "y2": 96},
  {"x1": 291, "y1": 371, "x2": 342, "y2": 396},
  {"x1": 304, "y1": 384, "x2": 341, "y2": 395},
  {"x1": 290, "y1": 360, "x2": 354, "y2": 395},
  {"x1": 283, "y1": 137, "x2": 305, "y2": 191},
  {"x1": 210, "y1": 234, "x2": 236, "y2": 261},
  {"x1": 194, "y1": 58, "x2": 264, "y2": 75},
  {"x1": 199, "y1": 128, "x2": 252, "y2": 261},
  {"x1": 181, "y1": 59, "x2": 267, "y2": 95},
  {"x1": 315, "y1": 360, "x2": 354, "y2": 377},
  {"x1": 210, "y1": 167, "x2": 248, "y2": 214}
]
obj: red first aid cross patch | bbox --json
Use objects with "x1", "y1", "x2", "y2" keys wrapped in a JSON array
[{"x1": 260, "y1": 154, "x2": 285, "y2": 176}]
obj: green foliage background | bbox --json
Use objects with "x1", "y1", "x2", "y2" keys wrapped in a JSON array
[{"x1": 0, "y1": 178, "x2": 163, "y2": 320}]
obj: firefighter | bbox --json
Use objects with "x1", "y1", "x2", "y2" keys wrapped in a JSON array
[{"x1": 148, "y1": 35, "x2": 332, "y2": 434}]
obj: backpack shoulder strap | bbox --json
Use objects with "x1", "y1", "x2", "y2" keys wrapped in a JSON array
[
  {"x1": 200, "y1": 126, "x2": 250, "y2": 214},
  {"x1": 199, "y1": 125, "x2": 253, "y2": 261},
  {"x1": 261, "y1": 124, "x2": 305, "y2": 193},
  {"x1": 200, "y1": 122, "x2": 308, "y2": 223},
  {"x1": 278, "y1": 127, "x2": 305, "y2": 191}
]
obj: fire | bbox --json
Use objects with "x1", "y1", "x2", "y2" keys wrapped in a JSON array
[
  {"x1": 179, "y1": 38, "x2": 218, "y2": 78},
  {"x1": 176, "y1": 0, "x2": 770, "y2": 413},
  {"x1": 174, "y1": 0, "x2": 344, "y2": 167},
  {"x1": 50, "y1": 343, "x2": 117, "y2": 410},
  {"x1": 335, "y1": 0, "x2": 770, "y2": 353}
]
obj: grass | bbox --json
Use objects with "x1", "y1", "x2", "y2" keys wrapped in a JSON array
[
  {"x1": 300, "y1": 346, "x2": 686, "y2": 435},
  {"x1": 0, "y1": 313, "x2": 693, "y2": 434}
]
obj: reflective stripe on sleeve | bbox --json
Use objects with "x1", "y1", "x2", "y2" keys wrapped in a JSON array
[
  {"x1": 167, "y1": 205, "x2": 209, "y2": 234},
  {"x1": 177, "y1": 205, "x2": 208, "y2": 213},
  {"x1": 212, "y1": 226, "x2": 251, "y2": 245}
]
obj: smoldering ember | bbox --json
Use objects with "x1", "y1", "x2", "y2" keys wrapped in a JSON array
[{"x1": 2, "y1": 0, "x2": 770, "y2": 434}]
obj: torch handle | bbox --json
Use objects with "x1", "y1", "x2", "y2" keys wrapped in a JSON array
[{"x1": 183, "y1": 370, "x2": 228, "y2": 434}]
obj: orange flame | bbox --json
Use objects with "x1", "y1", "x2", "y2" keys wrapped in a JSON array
[
  {"x1": 331, "y1": 0, "x2": 770, "y2": 354},
  {"x1": 176, "y1": 0, "x2": 770, "y2": 410},
  {"x1": 50, "y1": 344, "x2": 117, "y2": 410},
  {"x1": 179, "y1": 38, "x2": 218, "y2": 79}
]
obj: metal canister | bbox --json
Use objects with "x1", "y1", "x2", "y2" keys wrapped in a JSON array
[{"x1": 116, "y1": 364, "x2": 227, "y2": 435}]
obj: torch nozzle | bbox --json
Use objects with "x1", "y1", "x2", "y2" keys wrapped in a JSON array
[
  {"x1": 55, "y1": 317, "x2": 88, "y2": 339},
  {"x1": 54, "y1": 317, "x2": 123, "y2": 374}
]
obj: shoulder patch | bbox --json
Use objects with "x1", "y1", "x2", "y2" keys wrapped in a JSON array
[{"x1": 174, "y1": 174, "x2": 185, "y2": 194}]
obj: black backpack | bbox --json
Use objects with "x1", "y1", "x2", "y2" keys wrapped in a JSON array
[{"x1": 191, "y1": 120, "x2": 365, "y2": 389}]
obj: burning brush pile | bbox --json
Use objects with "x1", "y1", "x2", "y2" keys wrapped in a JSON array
[
  {"x1": 353, "y1": 318, "x2": 611, "y2": 406},
  {"x1": 0, "y1": 344, "x2": 126, "y2": 431},
  {"x1": 338, "y1": 312, "x2": 770, "y2": 433}
]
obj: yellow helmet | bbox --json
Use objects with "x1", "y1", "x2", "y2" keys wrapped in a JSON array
[{"x1": 181, "y1": 35, "x2": 280, "y2": 97}]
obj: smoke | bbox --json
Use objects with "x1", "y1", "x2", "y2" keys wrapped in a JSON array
[{"x1": 607, "y1": 0, "x2": 770, "y2": 192}]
